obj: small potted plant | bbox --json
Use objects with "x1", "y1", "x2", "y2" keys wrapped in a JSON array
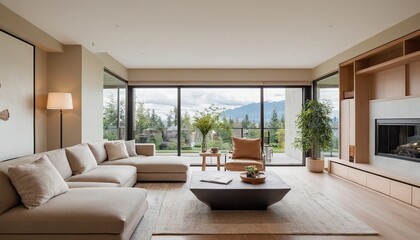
[
  {"x1": 245, "y1": 165, "x2": 259, "y2": 178},
  {"x1": 293, "y1": 100, "x2": 334, "y2": 173}
]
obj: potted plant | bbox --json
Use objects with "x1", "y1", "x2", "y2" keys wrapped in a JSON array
[
  {"x1": 192, "y1": 105, "x2": 222, "y2": 152},
  {"x1": 293, "y1": 100, "x2": 333, "y2": 173},
  {"x1": 245, "y1": 165, "x2": 259, "y2": 178}
]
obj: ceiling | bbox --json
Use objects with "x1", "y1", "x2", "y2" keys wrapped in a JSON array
[{"x1": 1, "y1": 0, "x2": 419, "y2": 69}]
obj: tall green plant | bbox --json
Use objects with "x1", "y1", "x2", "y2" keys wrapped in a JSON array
[
  {"x1": 293, "y1": 100, "x2": 333, "y2": 159},
  {"x1": 192, "y1": 105, "x2": 222, "y2": 137},
  {"x1": 192, "y1": 105, "x2": 223, "y2": 152}
]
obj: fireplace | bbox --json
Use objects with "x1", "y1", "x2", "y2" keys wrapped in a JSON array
[{"x1": 376, "y1": 119, "x2": 420, "y2": 163}]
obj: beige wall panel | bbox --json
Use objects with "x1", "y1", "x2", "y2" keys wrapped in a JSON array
[
  {"x1": 312, "y1": 13, "x2": 420, "y2": 80},
  {"x1": 390, "y1": 180, "x2": 412, "y2": 204},
  {"x1": 35, "y1": 47, "x2": 48, "y2": 153},
  {"x1": 367, "y1": 173, "x2": 390, "y2": 195},
  {"x1": 96, "y1": 53, "x2": 128, "y2": 80},
  {"x1": 408, "y1": 61, "x2": 420, "y2": 96},
  {"x1": 330, "y1": 163, "x2": 349, "y2": 179},
  {"x1": 47, "y1": 45, "x2": 82, "y2": 150},
  {"x1": 413, "y1": 187, "x2": 420, "y2": 208},
  {"x1": 82, "y1": 48, "x2": 104, "y2": 143},
  {"x1": 348, "y1": 168, "x2": 367, "y2": 186},
  {"x1": 128, "y1": 69, "x2": 311, "y2": 85},
  {"x1": 0, "y1": 4, "x2": 62, "y2": 52},
  {"x1": 371, "y1": 66, "x2": 405, "y2": 99}
]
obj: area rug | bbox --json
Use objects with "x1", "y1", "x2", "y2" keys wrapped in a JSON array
[{"x1": 151, "y1": 175, "x2": 378, "y2": 235}]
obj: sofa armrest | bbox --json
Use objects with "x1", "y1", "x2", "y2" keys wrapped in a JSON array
[{"x1": 135, "y1": 144, "x2": 156, "y2": 156}]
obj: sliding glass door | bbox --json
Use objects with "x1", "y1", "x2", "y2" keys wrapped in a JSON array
[
  {"x1": 131, "y1": 86, "x2": 307, "y2": 165},
  {"x1": 314, "y1": 72, "x2": 339, "y2": 158},
  {"x1": 134, "y1": 88, "x2": 178, "y2": 156},
  {"x1": 103, "y1": 71, "x2": 127, "y2": 140}
]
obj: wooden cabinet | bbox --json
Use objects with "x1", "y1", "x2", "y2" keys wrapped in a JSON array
[
  {"x1": 330, "y1": 162, "x2": 348, "y2": 179},
  {"x1": 413, "y1": 187, "x2": 420, "y2": 208},
  {"x1": 340, "y1": 99, "x2": 355, "y2": 161},
  {"x1": 339, "y1": 30, "x2": 420, "y2": 164},
  {"x1": 390, "y1": 180, "x2": 412, "y2": 204},
  {"x1": 367, "y1": 174, "x2": 390, "y2": 195},
  {"x1": 348, "y1": 168, "x2": 366, "y2": 186},
  {"x1": 329, "y1": 160, "x2": 420, "y2": 208}
]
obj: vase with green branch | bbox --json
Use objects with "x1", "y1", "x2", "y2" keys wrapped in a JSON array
[
  {"x1": 293, "y1": 99, "x2": 334, "y2": 172},
  {"x1": 192, "y1": 105, "x2": 222, "y2": 153}
]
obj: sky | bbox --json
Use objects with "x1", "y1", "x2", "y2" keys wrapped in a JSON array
[
  {"x1": 135, "y1": 88, "x2": 287, "y2": 118},
  {"x1": 104, "y1": 87, "x2": 339, "y2": 120}
]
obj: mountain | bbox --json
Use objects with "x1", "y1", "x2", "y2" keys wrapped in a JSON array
[
  {"x1": 221, "y1": 101, "x2": 339, "y2": 124},
  {"x1": 222, "y1": 101, "x2": 285, "y2": 123}
]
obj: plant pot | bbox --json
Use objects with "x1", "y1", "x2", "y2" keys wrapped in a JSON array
[{"x1": 306, "y1": 157, "x2": 325, "y2": 173}]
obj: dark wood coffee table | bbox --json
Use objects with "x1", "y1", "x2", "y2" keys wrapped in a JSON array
[{"x1": 189, "y1": 171, "x2": 291, "y2": 210}]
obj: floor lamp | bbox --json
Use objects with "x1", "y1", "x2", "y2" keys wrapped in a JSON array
[{"x1": 47, "y1": 92, "x2": 73, "y2": 148}]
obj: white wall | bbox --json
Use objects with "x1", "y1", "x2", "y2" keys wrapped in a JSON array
[
  {"x1": 285, "y1": 88, "x2": 303, "y2": 160},
  {"x1": 369, "y1": 97, "x2": 420, "y2": 182},
  {"x1": 82, "y1": 48, "x2": 104, "y2": 143}
]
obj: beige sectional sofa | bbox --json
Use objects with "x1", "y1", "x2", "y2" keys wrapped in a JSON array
[{"x1": 0, "y1": 141, "x2": 189, "y2": 240}]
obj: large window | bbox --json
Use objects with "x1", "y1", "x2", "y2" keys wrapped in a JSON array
[
  {"x1": 180, "y1": 88, "x2": 261, "y2": 163},
  {"x1": 134, "y1": 88, "x2": 178, "y2": 155},
  {"x1": 103, "y1": 71, "x2": 127, "y2": 140},
  {"x1": 264, "y1": 88, "x2": 303, "y2": 165},
  {"x1": 314, "y1": 72, "x2": 339, "y2": 158},
  {"x1": 131, "y1": 86, "x2": 308, "y2": 166}
]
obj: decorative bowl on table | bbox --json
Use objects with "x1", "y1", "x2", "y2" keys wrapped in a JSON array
[
  {"x1": 240, "y1": 172, "x2": 266, "y2": 184},
  {"x1": 210, "y1": 147, "x2": 219, "y2": 153}
]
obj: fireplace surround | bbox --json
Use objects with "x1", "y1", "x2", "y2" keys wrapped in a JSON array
[{"x1": 376, "y1": 118, "x2": 420, "y2": 163}]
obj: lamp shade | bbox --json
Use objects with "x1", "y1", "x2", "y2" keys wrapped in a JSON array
[{"x1": 47, "y1": 92, "x2": 73, "y2": 110}]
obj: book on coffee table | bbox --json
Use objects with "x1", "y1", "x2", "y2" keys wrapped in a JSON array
[{"x1": 200, "y1": 175, "x2": 233, "y2": 185}]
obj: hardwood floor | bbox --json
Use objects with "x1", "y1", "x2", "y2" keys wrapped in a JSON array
[{"x1": 146, "y1": 167, "x2": 420, "y2": 240}]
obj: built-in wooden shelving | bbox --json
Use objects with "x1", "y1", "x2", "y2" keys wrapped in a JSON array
[
  {"x1": 339, "y1": 29, "x2": 420, "y2": 164},
  {"x1": 356, "y1": 51, "x2": 420, "y2": 75}
]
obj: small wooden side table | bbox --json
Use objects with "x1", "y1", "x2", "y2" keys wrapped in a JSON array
[{"x1": 199, "y1": 152, "x2": 222, "y2": 171}]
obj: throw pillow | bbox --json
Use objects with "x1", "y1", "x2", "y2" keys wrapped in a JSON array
[
  {"x1": 8, "y1": 156, "x2": 69, "y2": 209},
  {"x1": 65, "y1": 144, "x2": 98, "y2": 175},
  {"x1": 88, "y1": 140, "x2": 108, "y2": 163},
  {"x1": 104, "y1": 141, "x2": 130, "y2": 161},
  {"x1": 125, "y1": 140, "x2": 137, "y2": 157},
  {"x1": 232, "y1": 137, "x2": 262, "y2": 160}
]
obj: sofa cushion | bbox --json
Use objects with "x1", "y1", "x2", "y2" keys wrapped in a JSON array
[
  {"x1": 65, "y1": 144, "x2": 98, "y2": 175},
  {"x1": 101, "y1": 156, "x2": 190, "y2": 173},
  {"x1": 8, "y1": 156, "x2": 69, "y2": 209},
  {"x1": 45, "y1": 149, "x2": 72, "y2": 179},
  {"x1": 105, "y1": 141, "x2": 129, "y2": 161},
  {"x1": 232, "y1": 137, "x2": 262, "y2": 160},
  {"x1": 225, "y1": 159, "x2": 264, "y2": 171},
  {"x1": 66, "y1": 165, "x2": 136, "y2": 187},
  {"x1": 0, "y1": 154, "x2": 42, "y2": 214},
  {"x1": 125, "y1": 140, "x2": 137, "y2": 157},
  {"x1": 0, "y1": 187, "x2": 148, "y2": 234},
  {"x1": 87, "y1": 140, "x2": 108, "y2": 164},
  {"x1": 66, "y1": 181, "x2": 120, "y2": 188}
]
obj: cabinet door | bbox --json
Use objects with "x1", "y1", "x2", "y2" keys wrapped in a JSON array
[
  {"x1": 349, "y1": 99, "x2": 355, "y2": 145},
  {"x1": 340, "y1": 100, "x2": 350, "y2": 160},
  {"x1": 340, "y1": 99, "x2": 355, "y2": 161}
]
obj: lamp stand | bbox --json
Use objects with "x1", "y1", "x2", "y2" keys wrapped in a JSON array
[{"x1": 60, "y1": 109, "x2": 63, "y2": 148}]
